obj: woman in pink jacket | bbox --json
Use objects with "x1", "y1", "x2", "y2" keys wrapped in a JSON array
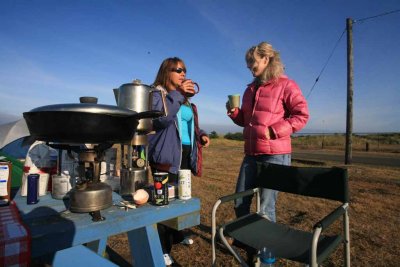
[{"x1": 227, "y1": 42, "x2": 309, "y2": 223}]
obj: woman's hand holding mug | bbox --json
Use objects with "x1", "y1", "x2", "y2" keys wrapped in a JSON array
[
  {"x1": 179, "y1": 79, "x2": 200, "y2": 97},
  {"x1": 226, "y1": 94, "x2": 240, "y2": 114},
  {"x1": 226, "y1": 101, "x2": 235, "y2": 114}
]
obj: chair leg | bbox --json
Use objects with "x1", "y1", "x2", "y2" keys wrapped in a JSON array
[
  {"x1": 344, "y1": 208, "x2": 351, "y2": 267},
  {"x1": 212, "y1": 199, "x2": 221, "y2": 266},
  {"x1": 218, "y1": 227, "x2": 249, "y2": 267},
  {"x1": 310, "y1": 226, "x2": 322, "y2": 267}
]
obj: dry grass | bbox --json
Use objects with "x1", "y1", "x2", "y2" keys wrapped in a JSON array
[
  {"x1": 108, "y1": 138, "x2": 400, "y2": 266},
  {"x1": 292, "y1": 133, "x2": 400, "y2": 153}
]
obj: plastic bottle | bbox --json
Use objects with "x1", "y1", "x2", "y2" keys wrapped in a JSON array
[{"x1": 259, "y1": 246, "x2": 275, "y2": 267}]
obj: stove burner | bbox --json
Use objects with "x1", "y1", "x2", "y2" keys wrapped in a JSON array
[{"x1": 48, "y1": 142, "x2": 114, "y2": 220}]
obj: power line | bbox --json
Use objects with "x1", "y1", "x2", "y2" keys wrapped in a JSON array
[
  {"x1": 306, "y1": 29, "x2": 346, "y2": 99},
  {"x1": 306, "y1": 9, "x2": 400, "y2": 99},
  {"x1": 354, "y1": 9, "x2": 400, "y2": 23}
]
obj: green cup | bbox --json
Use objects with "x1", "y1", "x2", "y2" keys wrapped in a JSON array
[{"x1": 228, "y1": 94, "x2": 240, "y2": 109}]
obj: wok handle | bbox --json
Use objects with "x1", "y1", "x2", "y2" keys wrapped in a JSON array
[{"x1": 133, "y1": 110, "x2": 163, "y2": 120}]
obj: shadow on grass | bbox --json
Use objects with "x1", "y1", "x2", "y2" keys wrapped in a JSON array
[
  {"x1": 293, "y1": 159, "x2": 326, "y2": 166},
  {"x1": 191, "y1": 223, "x2": 248, "y2": 259},
  {"x1": 106, "y1": 246, "x2": 131, "y2": 267}
]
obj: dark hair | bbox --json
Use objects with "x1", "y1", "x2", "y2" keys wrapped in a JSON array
[{"x1": 153, "y1": 57, "x2": 186, "y2": 88}]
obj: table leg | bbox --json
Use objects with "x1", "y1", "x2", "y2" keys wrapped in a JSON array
[
  {"x1": 127, "y1": 224, "x2": 164, "y2": 267},
  {"x1": 86, "y1": 238, "x2": 108, "y2": 256}
]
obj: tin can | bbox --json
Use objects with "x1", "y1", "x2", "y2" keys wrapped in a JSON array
[
  {"x1": 27, "y1": 174, "x2": 40, "y2": 205},
  {"x1": 51, "y1": 172, "x2": 73, "y2": 200},
  {"x1": 153, "y1": 172, "x2": 169, "y2": 206},
  {"x1": 178, "y1": 169, "x2": 191, "y2": 200}
]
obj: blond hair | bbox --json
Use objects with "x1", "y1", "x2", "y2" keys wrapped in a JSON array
[{"x1": 246, "y1": 42, "x2": 284, "y2": 83}]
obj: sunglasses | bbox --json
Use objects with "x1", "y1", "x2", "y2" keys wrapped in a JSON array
[{"x1": 171, "y1": 68, "x2": 187, "y2": 74}]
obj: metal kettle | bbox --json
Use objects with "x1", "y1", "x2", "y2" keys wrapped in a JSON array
[{"x1": 113, "y1": 79, "x2": 167, "y2": 133}]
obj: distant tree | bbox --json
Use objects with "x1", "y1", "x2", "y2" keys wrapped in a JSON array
[
  {"x1": 224, "y1": 132, "x2": 244, "y2": 141},
  {"x1": 209, "y1": 131, "x2": 219, "y2": 139}
]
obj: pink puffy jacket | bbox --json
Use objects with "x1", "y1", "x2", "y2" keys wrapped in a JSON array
[{"x1": 229, "y1": 75, "x2": 309, "y2": 155}]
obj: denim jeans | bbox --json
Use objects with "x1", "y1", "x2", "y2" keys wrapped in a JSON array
[{"x1": 234, "y1": 154, "x2": 291, "y2": 222}]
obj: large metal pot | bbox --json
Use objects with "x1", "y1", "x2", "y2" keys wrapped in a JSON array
[
  {"x1": 113, "y1": 80, "x2": 167, "y2": 133},
  {"x1": 23, "y1": 103, "x2": 162, "y2": 144}
]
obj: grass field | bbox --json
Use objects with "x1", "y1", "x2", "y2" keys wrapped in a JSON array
[{"x1": 108, "y1": 137, "x2": 400, "y2": 266}]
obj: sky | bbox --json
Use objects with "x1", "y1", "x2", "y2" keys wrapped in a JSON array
[{"x1": 0, "y1": 0, "x2": 399, "y2": 134}]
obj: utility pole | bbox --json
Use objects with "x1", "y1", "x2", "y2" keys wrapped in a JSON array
[
  {"x1": 345, "y1": 18, "x2": 353, "y2": 164},
  {"x1": 322, "y1": 120, "x2": 325, "y2": 149}
]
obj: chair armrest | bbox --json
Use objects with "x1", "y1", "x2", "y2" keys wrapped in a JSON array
[
  {"x1": 212, "y1": 188, "x2": 259, "y2": 232},
  {"x1": 310, "y1": 203, "x2": 349, "y2": 265},
  {"x1": 211, "y1": 188, "x2": 258, "y2": 266},
  {"x1": 314, "y1": 203, "x2": 348, "y2": 230},
  {"x1": 219, "y1": 188, "x2": 259, "y2": 204}
]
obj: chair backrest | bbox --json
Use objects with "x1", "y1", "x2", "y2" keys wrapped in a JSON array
[{"x1": 256, "y1": 163, "x2": 349, "y2": 203}]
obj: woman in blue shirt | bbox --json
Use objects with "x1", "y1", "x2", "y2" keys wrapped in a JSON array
[{"x1": 148, "y1": 57, "x2": 210, "y2": 265}]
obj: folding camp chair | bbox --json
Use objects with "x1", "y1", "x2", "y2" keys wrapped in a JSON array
[{"x1": 211, "y1": 163, "x2": 350, "y2": 267}]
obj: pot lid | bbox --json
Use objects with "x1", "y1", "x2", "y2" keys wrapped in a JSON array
[
  {"x1": 28, "y1": 103, "x2": 137, "y2": 116},
  {"x1": 119, "y1": 79, "x2": 153, "y2": 89}
]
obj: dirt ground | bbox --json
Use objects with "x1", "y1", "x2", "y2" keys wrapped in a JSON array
[{"x1": 107, "y1": 138, "x2": 400, "y2": 266}]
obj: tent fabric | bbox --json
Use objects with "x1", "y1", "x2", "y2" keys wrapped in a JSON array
[
  {"x1": 0, "y1": 119, "x2": 30, "y2": 149},
  {"x1": 0, "y1": 138, "x2": 31, "y2": 159}
]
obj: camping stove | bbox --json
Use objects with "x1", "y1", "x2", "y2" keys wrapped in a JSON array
[{"x1": 50, "y1": 143, "x2": 113, "y2": 222}]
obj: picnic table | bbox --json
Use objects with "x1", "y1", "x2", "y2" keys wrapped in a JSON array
[{"x1": 13, "y1": 191, "x2": 200, "y2": 266}]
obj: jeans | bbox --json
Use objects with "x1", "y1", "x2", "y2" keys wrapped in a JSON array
[{"x1": 234, "y1": 154, "x2": 291, "y2": 222}]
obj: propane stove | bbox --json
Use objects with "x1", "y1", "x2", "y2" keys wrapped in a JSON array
[{"x1": 49, "y1": 143, "x2": 114, "y2": 222}]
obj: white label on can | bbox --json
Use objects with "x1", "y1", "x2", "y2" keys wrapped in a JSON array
[
  {"x1": 178, "y1": 169, "x2": 191, "y2": 200},
  {"x1": 0, "y1": 166, "x2": 9, "y2": 196},
  {"x1": 52, "y1": 174, "x2": 72, "y2": 198}
]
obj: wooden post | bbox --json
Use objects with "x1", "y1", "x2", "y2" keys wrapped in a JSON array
[{"x1": 345, "y1": 18, "x2": 353, "y2": 165}]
